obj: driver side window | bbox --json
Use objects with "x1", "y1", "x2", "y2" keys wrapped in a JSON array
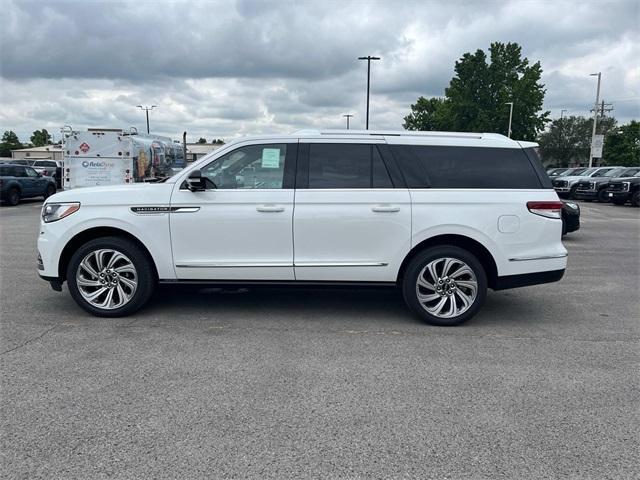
[{"x1": 201, "y1": 144, "x2": 287, "y2": 189}]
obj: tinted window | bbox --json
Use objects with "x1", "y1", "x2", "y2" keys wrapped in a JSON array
[
  {"x1": 0, "y1": 166, "x2": 9, "y2": 176},
  {"x1": 13, "y1": 167, "x2": 27, "y2": 177},
  {"x1": 308, "y1": 144, "x2": 392, "y2": 189},
  {"x1": 391, "y1": 145, "x2": 542, "y2": 189},
  {"x1": 35, "y1": 161, "x2": 56, "y2": 167},
  {"x1": 26, "y1": 167, "x2": 39, "y2": 177},
  {"x1": 200, "y1": 144, "x2": 287, "y2": 189}
]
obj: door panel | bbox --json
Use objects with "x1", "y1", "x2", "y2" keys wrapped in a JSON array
[
  {"x1": 170, "y1": 189, "x2": 294, "y2": 280},
  {"x1": 293, "y1": 141, "x2": 411, "y2": 282},
  {"x1": 169, "y1": 141, "x2": 296, "y2": 280},
  {"x1": 293, "y1": 189, "x2": 411, "y2": 281}
]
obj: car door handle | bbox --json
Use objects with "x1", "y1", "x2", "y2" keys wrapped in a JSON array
[
  {"x1": 256, "y1": 205, "x2": 285, "y2": 213},
  {"x1": 372, "y1": 205, "x2": 400, "y2": 213}
]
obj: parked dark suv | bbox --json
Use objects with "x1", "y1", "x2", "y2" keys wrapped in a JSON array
[
  {"x1": 606, "y1": 171, "x2": 640, "y2": 207},
  {"x1": 574, "y1": 167, "x2": 640, "y2": 202},
  {"x1": 1, "y1": 164, "x2": 57, "y2": 206}
]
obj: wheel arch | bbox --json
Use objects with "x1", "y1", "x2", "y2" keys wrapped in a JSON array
[
  {"x1": 58, "y1": 226, "x2": 158, "y2": 281},
  {"x1": 397, "y1": 234, "x2": 499, "y2": 289}
]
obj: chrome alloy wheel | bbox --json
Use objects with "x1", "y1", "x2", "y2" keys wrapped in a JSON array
[
  {"x1": 415, "y1": 257, "x2": 478, "y2": 319},
  {"x1": 76, "y1": 249, "x2": 138, "y2": 310}
]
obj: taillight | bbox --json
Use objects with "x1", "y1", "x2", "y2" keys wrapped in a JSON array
[{"x1": 527, "y1": 201, "x2": 563, "y2": 219}]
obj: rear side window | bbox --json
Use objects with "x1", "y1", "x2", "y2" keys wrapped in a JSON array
[
  {"x1": 391, "y1": 145, "x2": 543, "y2": 189},
  {"x1": 308, "y1": 144, "x2": 393, "y2": 189}
]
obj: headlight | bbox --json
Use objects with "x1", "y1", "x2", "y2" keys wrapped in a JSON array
[{"x1": 42, "y1": 202, "x2": 80, "y2": 223}]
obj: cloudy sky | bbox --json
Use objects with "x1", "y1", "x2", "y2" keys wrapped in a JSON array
[{"x1": 1, "y1": 0, "x2": 638, "y2": 143}]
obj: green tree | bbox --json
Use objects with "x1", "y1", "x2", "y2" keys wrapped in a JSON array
[
  {"x1": 197, "y1": 137, "x2": 207, "y2": 144},
  {"x1": 403, "y1": 42, "x2": 549, "y2": 140},
  {"x1": 30, "y1": 129, "x2": 52, "y2": 147},
  {"x1": 603, "y1": 121, "x2": 640, "y2": 167},
  {"x1": 537, "y1": 116, "x2": 617, "y2": 167},
  {"x1": 0, "y1": 130, "x2": 22, "y2": 157},
  {"x1": 403, "y1": 97, "x2": 451, "y2": 131}
]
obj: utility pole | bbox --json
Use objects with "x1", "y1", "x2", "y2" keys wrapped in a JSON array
[
  {"x1": 137, "y1": 105, "x2": 156, "y2": 134},
  {"x1": 505, "y1": 102, "x2": 514, "y2": 138},
  {"x1": 589, "y1": 72, "x2": 601, "y2": 168},
  {"x1": 590, "y1": 100, "x2": 614, "y2": 117},
  {"x1": 560, "y1": 109, "x2": 567, "y2": 168},
  {"x1": 343, "y1": 114, "x2": 354, "y2": 130},
  {"x1": 358, "y1": 56, "x2": 380, "y2": 130}
]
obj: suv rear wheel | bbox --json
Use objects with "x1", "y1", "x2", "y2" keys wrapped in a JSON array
[
  {"x1": 44, "y1": 184, "x2": 56, "y2": 199},
  {"x1": 67, "y1": 236, "x2": 156, "y2": 317},
  {"x1": 402, "y1": 246, "x2": 487, "y2": 326},
  {"x1": 631, "y1": 191, "x2": 640, "y2": 207}
]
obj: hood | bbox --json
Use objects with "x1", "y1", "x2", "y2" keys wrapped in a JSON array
[
  {"x1": 45, "y1": 182, "x2": 175, "y2": 206},
  {"x1": 607, "y1": 176, "x2": 640, "y2": 183}
]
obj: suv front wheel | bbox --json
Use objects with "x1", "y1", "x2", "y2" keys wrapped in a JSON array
[
  {"x1": 67, "y1": 236, "x2": 156, "y2": 317},
  {"x1": 402, "y1": 246, "x2": 487, "y2": 326}
]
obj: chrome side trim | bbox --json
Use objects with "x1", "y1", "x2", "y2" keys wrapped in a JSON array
[
  {"x1": 175, "y1": 261, "x2": 388, "y2": 268},
  {"x1": 172, "y1": 207, "x2": 201, "y2": 213},
  {"x1": 508, "y1": 253, "x2": 568, "y2": 262},
  {"x1": 295, "y1": 262, "x2": 388, "y2": 267},
  {"x1": 176, "y1": 262, "x2": 292, "y2": 268}
]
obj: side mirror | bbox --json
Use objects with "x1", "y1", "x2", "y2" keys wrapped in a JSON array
[{"x1": 186, "y1": 169, "x2": 206, "y2": 191}]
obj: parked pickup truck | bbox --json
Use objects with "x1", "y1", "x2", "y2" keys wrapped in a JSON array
[
  {"x1": 573, "y1": 167, "x2": 640, "y2": 202},
  {"x1": 32, "y1": 160, "x2": 63, "y2": 188},
  {"x1": 552, "y1": 166, "x2": 622, "y2": 199},
  {"x1": 606, "y1": 171, "x2": 640, "y2": 207}
]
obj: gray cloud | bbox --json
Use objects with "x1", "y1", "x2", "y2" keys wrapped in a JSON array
[{"x1": 0, "y1": 0, "x2": 638, "y2": 142}]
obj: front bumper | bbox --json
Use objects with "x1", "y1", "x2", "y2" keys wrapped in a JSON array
[
  {"x1": 608, "y1": 191, "x2": 630, "y2": 200},
  {"x1": 573, "y1": 190, "x2": 598, "y2": 200},
  {"x1": 38, "y1": 272, "x2": 63, "y2": 291}
]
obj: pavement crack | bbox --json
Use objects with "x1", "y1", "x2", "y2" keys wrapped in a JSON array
[{"x1": 0, "y1": 324, "x2": 59, "y2": 356}]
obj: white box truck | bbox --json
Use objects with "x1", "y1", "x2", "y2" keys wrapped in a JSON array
[{"x1": 63, "y1": 128, "x2": 185, "y2": 189}]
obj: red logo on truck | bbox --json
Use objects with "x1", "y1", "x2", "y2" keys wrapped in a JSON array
[{"x1": 79, "y1": 142, "x2": 90, "y2": 153}]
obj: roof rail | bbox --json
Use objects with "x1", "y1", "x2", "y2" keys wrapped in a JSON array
[{"x1": 291, "y1": 129, "x2": 511, "y2": 140}]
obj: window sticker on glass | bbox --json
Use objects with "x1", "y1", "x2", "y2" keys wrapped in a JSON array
[{"x1": 261, "y1": 148, "x2": 281, "y2": 169}]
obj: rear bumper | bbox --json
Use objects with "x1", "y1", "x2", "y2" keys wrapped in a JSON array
[{"x1": 493, "y1": 269, "x2": 565, "y2": 290}]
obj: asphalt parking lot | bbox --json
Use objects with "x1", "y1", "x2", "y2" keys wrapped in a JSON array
[{"x1": 1, "y1": 199, "x2": 638, "y2": 479}]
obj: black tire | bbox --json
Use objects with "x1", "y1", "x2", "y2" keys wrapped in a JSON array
[
  {"x1": 43, "y1": 184, "x2": 56, "y2": 199},
  {"x1": 5, "y1": 187, "x2": 20, "y2": 206},
  {"x1": 597, "y1": 188, "x2": 609, "y2": 203},
  {"x1": 562, "y1": 218, "x2": 568, "y2": 236},
  {"x1": 67, "y1": 236, "x2": 156, "y2": 317},
  {"x1": 568, "y1": 185, "x2": 578, "y2": 199},
  {"x1": 402, "y1": 246, "x2": 488, "y2": 326},
  {"x1": 631, "y1": 191, "x2": 640, "y2": 208},
  {"x1": 612, "y1": 198, "x2": 626, "y2": 206}
]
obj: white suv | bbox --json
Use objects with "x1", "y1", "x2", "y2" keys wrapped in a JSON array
[{"x1": 37, "y1": 130, "x2": 567, "y2": 326}]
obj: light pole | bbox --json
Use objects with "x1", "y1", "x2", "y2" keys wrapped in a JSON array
[
  {"x1": 343, "y1": 114, "x2": 354, "y2": 130},
  {"x1": 358, "y1": 56, "x2": 380, "y2": 130},
  {"x1": 589, "y1": 72, "x2": 601, "y2": 168},
  {"x1": 505, "y1": 102, "x2": 514, "y2": 138},
  {"x1": 560, "y1": 109, "x2": 567, "y2": 168},
  {"x1": 137, "y1": 105, "x2": 156, "y2": 134}
]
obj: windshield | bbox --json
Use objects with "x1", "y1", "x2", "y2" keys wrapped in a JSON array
[
  {"x1": 591, "y1": 168, "x2": 616, "y2": 177},
  {"x1": 563, "y1": 167, "x2": 587, "y2": 176},
  {"x1": 602, "y1": 168, "x2": 627, "y2": 177},
  {"x1": 579, "y1": 168, "x2": 597, "y2": 176}
]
